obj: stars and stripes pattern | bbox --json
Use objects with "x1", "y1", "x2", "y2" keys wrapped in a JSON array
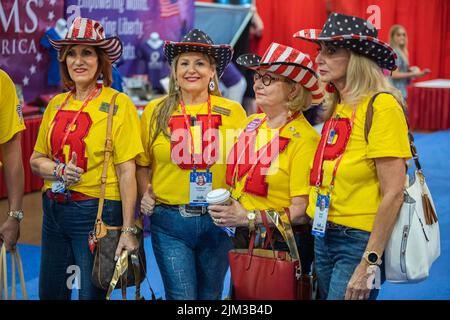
[
  {"x1": 49, "y1": 17, "x2": 122, "y2": 63},
  {"x1": 293, "y1": 13, "x2": 397, "y2": 70},
  {"x1": 160, "y1": 0, "x2": 180, "y2": 18},
  {"x1": 237, "y1": 43, "x2": 324, "y2": 104},
  {"x1": 164, "y1": 29, "x2": 233, "y2": 78}
]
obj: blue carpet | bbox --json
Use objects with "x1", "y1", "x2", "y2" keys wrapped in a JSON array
[{"x1": 3, "y1": 131, "x2": 450, "y2": 300}]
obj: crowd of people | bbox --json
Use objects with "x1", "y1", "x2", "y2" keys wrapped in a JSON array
[{"x1": 0, "y1": 12, "x2": 423, "y2": 300}]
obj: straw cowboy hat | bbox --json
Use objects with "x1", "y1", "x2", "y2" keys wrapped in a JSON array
[
  {"x1": 293, "y1": 12, "x2": 397, "y2": 71},
  {"x1": 237, "y1": 42, "x2": 325, "y2": 105},
  {"x1": 164, "y1": 29, "x2": 233, "y2": 78},
  {"x1": 49, "y1": 17, "x2": 122, "y2": 63}
]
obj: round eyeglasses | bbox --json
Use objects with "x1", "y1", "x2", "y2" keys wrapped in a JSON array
[{"x1": 253, "y1": 72, "x2": 291, "y2": 86}]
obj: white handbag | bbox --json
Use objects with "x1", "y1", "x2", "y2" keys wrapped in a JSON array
[
  {"x1": 365, "y1": 92, "x2": 440, "y2": 283},
  {"x1": 384, "y1": 169, "x2": 440, "y2": 283}
]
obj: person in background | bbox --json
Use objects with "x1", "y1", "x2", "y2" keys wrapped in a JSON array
[
  {"x1": 220, "y1": 63, "x2": 247, "y2": 106},
  {"x1": 389, "y1": 24, "x2": 430, "y2": 100},
  {"x1": 294, "y1": 12, "x2": 411, "y2": 300},
  {"x1": 30, "y1": 17, "x2": 143, "y2": 300},
  {"x1": 137, "y1": 29, "x2": 247, "y2": 300},
  {"x1": 0, "y1": 69, "x2": 26, "y2": 252}
]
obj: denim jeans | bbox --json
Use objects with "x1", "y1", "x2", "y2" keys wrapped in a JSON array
[
  {"x1": 39, "y1": 193, "x2": 123, "y2": 300},
  {"x1": 314, "y1": 224, "x2": 385, "y2": 300},
  {"x1": 151, "y1": 204, "x2": 233, "y2": 300}
]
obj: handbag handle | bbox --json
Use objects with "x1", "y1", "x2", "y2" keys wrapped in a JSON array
[
  {"x1": 94, "y1": 93, "x2": 119, "y2": 239},
  {"x1": 0, "y1": 245, "x2": 28, "y2": 300}
]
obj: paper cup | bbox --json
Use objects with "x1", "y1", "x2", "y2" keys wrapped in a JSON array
[{"x1": 206, "y1": 189, "x2": 232, "y2": 206}]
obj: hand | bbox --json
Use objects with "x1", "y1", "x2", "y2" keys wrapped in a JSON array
[
  {"x1": 208, "y1": 198, "x2": 247, "y2": 227},
  {"x1": 345, "y1": 261, "x2": 377, "y2": 300},
  {"x1": 64, "y1": 152, "x2": 84, "y2": 186},
  {"x1": 140, "y1": 183, "x2": 155, "y2": 216},
  {"x1": 114, "y1": 232, "x2": 139, "y2": 261},
  {"x1": 0, "y1": 217, "x2": 20, "y2": 251},
  {"x1": 421, "y1": 68, "x2": 431, "y2": 76}
]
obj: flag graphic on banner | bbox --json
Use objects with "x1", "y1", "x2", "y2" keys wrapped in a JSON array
[{"x1": 160, "y1": 0, "x2": 180, "y2": 18}]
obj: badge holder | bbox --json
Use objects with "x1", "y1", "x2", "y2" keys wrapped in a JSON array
[
  {"x1": 189, "y1": 167, "x2": 213, "y2": 207},
  {"x1": 311, "y1": 188, "x2": 330, "y2": 238}
]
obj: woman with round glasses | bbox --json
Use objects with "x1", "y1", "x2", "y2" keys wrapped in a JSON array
[{"x1": 208, "y1": 43, "x2": 324, "y2": 280}]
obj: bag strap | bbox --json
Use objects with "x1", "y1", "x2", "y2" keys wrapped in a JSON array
[
  {"x1": 0, "y1": 245, "x2": 27, "y2": 300},
  {"x1": 265, "y1": 209, "x2": 301, "y2": 265},
  {"x1": 94, "y1": 93, "x2": 119, "y2": 238},
  {"x1": 0, "y1": 244, "x2": 7, "y2": 299},
  {"x1": 260, "y1": 210, "x2": 275, "y2": 250},
  {"x1": 364, "y1": 92, "x2": 422, "y2": 171}
]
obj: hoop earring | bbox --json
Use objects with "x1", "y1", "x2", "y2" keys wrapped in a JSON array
[{"x1": 209, "y1": 79, "x2": 215, "y2": 91}]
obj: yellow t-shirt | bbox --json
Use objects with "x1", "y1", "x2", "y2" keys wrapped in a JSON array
[
  {"x1": 136, "y1": 95, "x2": 247, "y2": 205},
  {"x1": 34, "y1": 86, "x2": 144, "y2": 200},
  {"x1": 307, "y1": 93, "x2": 412, "y2": 232},
  {"x1": 0, "y1": 69, "x2": 26, "y2": 145},
  {"x1": 229, "y1": 113, "x2": 320, "y2": 211}
]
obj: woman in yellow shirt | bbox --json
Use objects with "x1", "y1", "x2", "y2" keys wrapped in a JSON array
[
  {"x1": 208, "y1": 42, "x2": 323, "y2": 278},
  {"x1": 294, "y1": 12, "x2": 411, "y2": 300},
  {"x1": 136, "y1": 29, "x2": 247, "y2": 300},
  {"x1": 30, "y1": 17, "x2": 143, "y2": 300}
]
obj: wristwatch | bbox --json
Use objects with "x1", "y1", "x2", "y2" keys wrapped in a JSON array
[
  {"x1": 247, "y1": 211, "x2": 257, "y2": 232},
  {"x1": 7, "y1": 210, "x2": 24, "y2": 222},
  {"x1": 121, "y1": 226, "x2": 138, "y2": 235},
  {"x1": 363, "y1": 250, "x2": 382, "y2": 266}
]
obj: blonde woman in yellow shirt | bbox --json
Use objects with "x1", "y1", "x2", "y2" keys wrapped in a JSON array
[{"x1": 294, "y1": 12, "x2": 411, "y2": 300}]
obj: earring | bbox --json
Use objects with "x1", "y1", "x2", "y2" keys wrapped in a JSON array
[
  {"x1": 326, "y1": 83, "x2": 336, "y2": 93},
  {"x1": 174, "y1": 82, "x2": 180, "y2": 91},
  {"x1": 209, "y1": 79, "x2": 215, "y2": 91}
]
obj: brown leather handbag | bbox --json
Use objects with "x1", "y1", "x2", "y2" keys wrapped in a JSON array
[
  {"x1": 228, "y1": 209, "x2": 316, "y2": 300},
  {"x1": 90, "y1": 93, "x2": 147, "y2": 299}
]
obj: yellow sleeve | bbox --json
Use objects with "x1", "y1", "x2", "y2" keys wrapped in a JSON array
[
  {"x1": 289, "y1": 133, "x2": 320, "y2": 197},
  {"x1": 135, "y1": 102, "x2": 154, "y2": 167},
  {"x1": 33, "y1": 98, "x2": 58, "y2": 155},
  {"x1": 367, "y1": 94, "x2": 412, "y2": 159},
  {"x1": 112, "y1": 95, "x2": 144, "y2": 164},
  {"x1": 0, "y1": 70, "x2": 26, "y2": 144}
]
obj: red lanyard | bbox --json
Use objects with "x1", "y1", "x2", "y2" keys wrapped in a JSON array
[
  {"x1": 48, "y1": 84, "x2": 101, "y2": 159},
  {"x1": 232, "y1": 112, "x2": 300, "y2": 187},
  {"x1": 315, "y1": 108, "x2": 357, "y2": 192},
  {"x1": 179, "y1": 95, "x2": 213, "y2": 168}
]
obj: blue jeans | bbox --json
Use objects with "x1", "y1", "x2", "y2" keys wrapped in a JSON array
[
  {"x1": 151, "y1": 205, "x2": 233, "y2": 300},
  {"x1": 39, "y1": 193, "x2": 123, "y2": 300},
  {"x1": 314, "y1": 225, "x2": 385, "y2": 300}
]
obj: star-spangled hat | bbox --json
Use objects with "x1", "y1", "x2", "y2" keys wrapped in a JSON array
[
  {"x1": 293, "y1": 12, "x2": 397, "y2": 71},
  {"x1": 49, "y1": 17, "x2": 122, "y2": 63},
  {"x1": 236, "y1": 42, "x2": 324, "y2": 105},
  {"x1": 164, "y1": 29, "x2": 233, "y2": 78}
]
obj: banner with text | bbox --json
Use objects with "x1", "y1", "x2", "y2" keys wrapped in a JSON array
[
  {"x1": 0, "y1": 0, "x2": 64, "y2": 102},
  {"x1": 65, "y1": 0, "x2": 195, "y2": 76}
]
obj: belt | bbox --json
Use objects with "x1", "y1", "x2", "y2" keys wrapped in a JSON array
[
  {"x1": 160, "y1": 204, "x2": 209, "y2": 215},
  {"x1": 46, "y1": 189, "x2": 97, "y2": 203},
  {"x1": 326, "y1": 221, "x2": 344, "y2": 229}
]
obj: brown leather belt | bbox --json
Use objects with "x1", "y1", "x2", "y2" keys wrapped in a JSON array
[{"x1": 46, "y1": 189, "x2": 97, "y2": 203}]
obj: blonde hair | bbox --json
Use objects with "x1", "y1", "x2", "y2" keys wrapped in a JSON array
[
  {"x1": 389, "y1": 24, "x2": 409, "y2": 65},
  {"x1": 322, "y1": 52, "x2": 404, "y2": 120},
  {"x1": 149, "y1": 53, "x2": 221, "y2": 145},
  {"x1": 285, "y1": 80, "x2": 311, "y2": 113}
]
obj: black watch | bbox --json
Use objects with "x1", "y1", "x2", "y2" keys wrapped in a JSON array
[{"x1": 363, "y1": 250, "x2": 382, "y2": 266}]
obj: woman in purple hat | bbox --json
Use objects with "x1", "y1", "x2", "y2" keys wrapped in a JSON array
[
  {"x1": 294, "y1": 12, "x2": 412, "y2": 300},
  {"x1": 30, "y1": 17, "x2": 143, "y2": 300}
]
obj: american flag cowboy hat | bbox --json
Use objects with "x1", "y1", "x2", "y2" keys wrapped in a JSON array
[
  {"x1": 293, "y1": 12, "x2": 397, "y2": 71},
  {"x1": 236, "y1": 42, "x2": 325, "y2": 105},
  {"x1": 49, "y1": 17, "x2": 122, "y2": 63},
  {"x1": 164, "y1": 29, "x2": 233, "y2": 78}
]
